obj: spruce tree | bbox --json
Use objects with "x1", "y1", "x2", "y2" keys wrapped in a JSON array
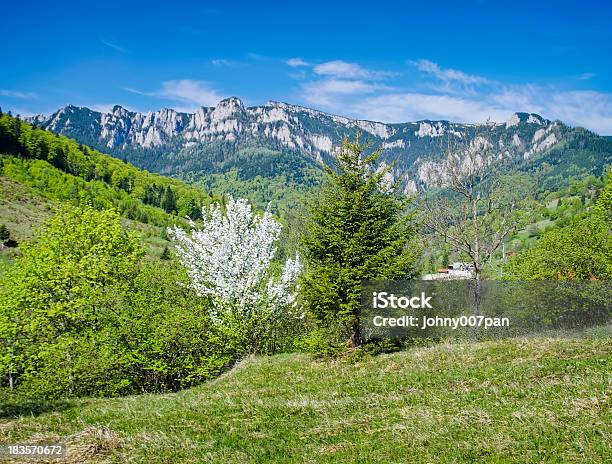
[
  {"x1": 0, "y1": 224, "x2": 9, "y2": 242},
  {"x1": 301, "y1": 135, "x2": 419, "y2": 347},
  {"x1": 162, "y1": 186, "x2": 177, "y2": 213},
  {"x1": 160, "y1": 245, "x2": 171, "y2": 260}
]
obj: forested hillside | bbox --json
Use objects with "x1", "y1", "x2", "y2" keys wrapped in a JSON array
[
  {"x1": 0, "y1": 112, "x2": 216, "y2": 227},
  {"x1": 3, "y1": 111, "x2": 610, "y2": 280},
  {"x1": 0, "y1": 113, "x2": 229, "y2": 270}
]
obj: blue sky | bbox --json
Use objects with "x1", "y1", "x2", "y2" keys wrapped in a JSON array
[{"x1": 2, "y1": 0, "x2": 611, "y2": 133}]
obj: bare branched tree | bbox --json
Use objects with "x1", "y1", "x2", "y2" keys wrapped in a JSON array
[{"x1": 421, "y1": 124, "x2": 531, "y2": 311}]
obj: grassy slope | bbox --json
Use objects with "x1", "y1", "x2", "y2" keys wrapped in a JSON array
[
  {"x1": 1, "y1": 338, "x2": 610, "y2": 463},
  {"x1": 0, "y1": 176, "x2": 170, "y2": 270},
  {"x1": 0, "y1": 177, "x2": 53, "y2": 272},
  {"x1": 0, "y1": 177, "x2": 54, "y2": 243}
]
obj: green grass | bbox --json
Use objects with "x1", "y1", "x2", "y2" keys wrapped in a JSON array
[
  {"x1": 0, "y1": 177, "x2": 54, "y2": 243},
  {"x1": 0, "y1": 176, "x2": 173, "y2": 268},
  {"x1": 0, "y1": 177, "x2": 53, "y2": 274},
  {"x1": 1, "y1": 337, "x2": 610, "y2": 463}
]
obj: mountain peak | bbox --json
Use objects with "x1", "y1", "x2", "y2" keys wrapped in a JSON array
[
  {"x1": 60, "y1": 104, "x2": 79, "y2": 112},
  {"x1": 32, "y1": 99, "x2": 600, "y2": 199},
  {"x1": 211, "y1": 97, "x2": 245, "y2": 121},
  {"x1": 506, "y1": 112, "x2": 547, "y2": 127},
  {"x1": 110, "y1": 105, "x2": 131, "y2": 117},
  {"x1": 265, "y1": 100, "x2": 288, "y2": 108},
  {"x1": 217, "y1": 97, "x2": 244, "y2": 108}
]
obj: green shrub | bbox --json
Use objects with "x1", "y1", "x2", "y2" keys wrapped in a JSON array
[
  {"x1": 0, "y1": 224, "x2": 9, "y2": 242},
  {"x1": 0, "y1": 205, "x2": 239, "y2": 398},
  {"x1": 115, "y1": 259, "x2": 233, "y2": 392},
  {"x1": 295, "y1": 324, "x2": 350, "y2": 358}
]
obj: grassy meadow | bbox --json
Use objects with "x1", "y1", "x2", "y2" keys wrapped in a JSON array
[{"x1": 1, "y1": 337, "x2": 610, "y2": 463}]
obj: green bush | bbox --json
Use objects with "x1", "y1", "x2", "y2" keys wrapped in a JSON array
[
  {"x1": 110, "y1": 260, "x2": 233, "y2": 393},
  {"x1": 295, "y1": 323, "x2": 351, "y2": 358},
  {"x1": 0, "y1": 204, "x2": 144, "y2": 397},
  {"x1": 0, "y1": 205, "x2": 237, "y2": 398},
  {"x1": 0, "y1": 224, "x2": 9, "y2": 242}
]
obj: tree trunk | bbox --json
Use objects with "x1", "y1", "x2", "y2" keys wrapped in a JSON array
[
  {"x1": 349, "y1": 317, "x2": 361, "y2": 348},
  {"x1": 66, "y1": 348, "x2": 75, "y2": 395},
  {"x1": 474, "y1": 270, "x2": 482, "y2": 316},
  {"x1": 472, "y1": 270, "x2": 483, "y2": 340}
]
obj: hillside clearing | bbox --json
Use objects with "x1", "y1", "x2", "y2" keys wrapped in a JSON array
[
  {"x1": 1, "y1": 337, "x2": 610, "y2": 463},
  {"x1": 0, "y1": 176, "x2": 172, "y2": 270}
]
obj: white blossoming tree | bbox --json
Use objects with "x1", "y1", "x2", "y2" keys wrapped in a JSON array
[{"x1": 168, "y1": 197, "x2": 303, "y2": 344}]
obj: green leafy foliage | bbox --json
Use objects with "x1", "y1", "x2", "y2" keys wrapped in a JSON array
[
  {"x1": 0, "y1": 205, "x2": 144, "y2": 396},
  {"x1": 504, "y1": 172, "x2": 612, "y2": 280},
  {"x1": 109, "y1": 260, "x2": 232, "y2": 392},
  {"x1": 0, "y1": 205, "x2": 235, "y2": 398},
  {"x1": 301, "y1": 136, "x2": 420, "y2": 346}
]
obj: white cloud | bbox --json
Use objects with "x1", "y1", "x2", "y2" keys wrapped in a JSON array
[
  {"x1": 100, "y1": 39, "x2": 126, "y2": 53},
  {"x1": 296, "y1": 58, "x2": 612, "y2": 134},
  {"x1": 486, "y1": 86, "x2": 612, "y2": 133},
  {"x1": 301, "y1": 79, "x2": 391, "y2": 108},
  {"x1": 350, "y1": 93, "x2": 510, "y2": 123},
  {"x1": 578, "y1": 72, "x2": 596, "y2": 80},
  {"x1": 299, "y1": 60, "x2": 397, "y2": 111},
  {"x1": 306, "y1": 79, "x2": 385, "y2": 95},
  {"x1": 412, "y1": 59, "x2": 489, "y2": 85},
  {"x1": 125, "y1": 80, "x2": 225, "y2": 111},
  {"x1": 117, "y1": 60, "x2": 611, "y2": 134},
  {"x1": 89, "y1": 104, "x2": 116, "y2": 113},
  {"x1": 545, "y1": 90, "x2": 612, "y2": 134},
  {"x1": 0, "y1": 89, "x2": 37, "y2": 99},
  {"x1": 302, "y1": 79, "x2": 384, "y2": 109},
  {"x1": 346, "y1": 88, "x2": 612, "y2": 134},
  {"x1": 489, "y1": 86, "x2": 542, "y2": 114},
  {"x1": 313, "y1": 60, "x2": 394, "y2": 80},
  {"x1": 286, "y1": 57, "x2": 309, "y2": 67}
]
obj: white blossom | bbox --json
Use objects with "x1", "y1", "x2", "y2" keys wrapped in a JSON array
[{"x1": 168, "y1": 196, "x2": 302, "y2": 322}]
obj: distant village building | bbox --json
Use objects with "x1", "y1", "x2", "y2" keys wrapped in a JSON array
[{"x1": 422, "y1": 262, "x2": 474, "y2": 281}]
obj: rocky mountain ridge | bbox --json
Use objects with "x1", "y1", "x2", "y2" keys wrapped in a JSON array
[{"x1": 28, "y1": 98, "x2": 609, "y2": 197}]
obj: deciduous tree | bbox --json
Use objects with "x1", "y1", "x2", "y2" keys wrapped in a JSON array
[
  {"x1": 168, "y1": 196, "x2": 302, "y2": 352},
  {"x1": 422, "y1": 126, "x2": 533, "y2": 310}
]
